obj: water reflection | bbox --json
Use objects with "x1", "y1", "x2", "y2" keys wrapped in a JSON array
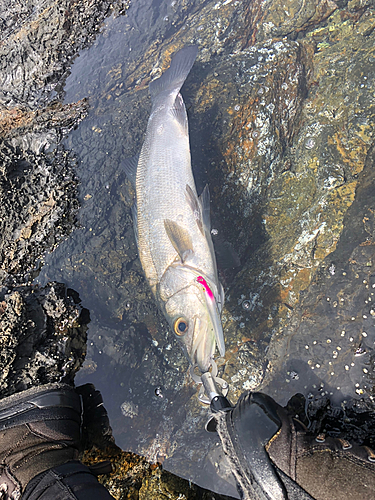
[
  {"x1": 34, "y1": 5, "x2": 239, "y2": 497},
  {"x1": 33, "y1": 0, "x2": 375, "y2": 496}
]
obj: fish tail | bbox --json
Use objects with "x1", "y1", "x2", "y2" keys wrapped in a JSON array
[{"x1": 149, "y1": 45, "x2": 198, "y2": 102}]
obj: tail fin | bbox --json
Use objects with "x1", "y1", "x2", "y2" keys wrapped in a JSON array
[{"x1": 149, "y1": 45, "x2": 198, "y2": 102}]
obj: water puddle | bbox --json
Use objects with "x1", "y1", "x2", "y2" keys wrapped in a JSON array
[
  {"x1": 32, "y1": 0, "x2": 375, "y2": 496},
  {"x1": 34, "y1": 4, "x2": 240, "y2": 497}
]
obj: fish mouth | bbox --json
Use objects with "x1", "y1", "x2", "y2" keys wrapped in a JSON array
[
  {"x1": 191, "y1": 276, "x2": 225, "y2": 373},
  {"x1": 162, "y1": 267, "x2": 225, "y2": 373},
  {"x1": 196, "y1": 276, "x2": 225, "y2": 352},
  {"x1": 190, "y1": 316, "x2": 215, "y2": 373}
]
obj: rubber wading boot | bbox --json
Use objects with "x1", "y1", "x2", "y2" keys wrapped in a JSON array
[{"x1": 0, "y1": 383, "x2": 83, "y2": 499}]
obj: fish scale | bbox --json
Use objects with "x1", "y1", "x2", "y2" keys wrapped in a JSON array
[{"x1": 124, "y1": 45, "x2": 225, "y2": 374}]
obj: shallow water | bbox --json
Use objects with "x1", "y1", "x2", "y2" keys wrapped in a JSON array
[
  {"x1": 34, "y1": 4, "x2": 239, "y2": 497},
  {"x1": 33, "y1": 0, "x2": 375, "y2": 496}
]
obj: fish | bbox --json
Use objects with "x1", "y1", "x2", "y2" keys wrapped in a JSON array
[{"x1": 124, "y1": 45, "x2": 225, "y2": 374}]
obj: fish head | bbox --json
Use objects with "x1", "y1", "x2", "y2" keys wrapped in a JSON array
[{"x1": 161, "y1": 271, "x2": 225, "y2": 373}]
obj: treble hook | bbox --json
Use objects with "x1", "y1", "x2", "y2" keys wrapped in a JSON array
[{"x1": 190, "y1": 359, "x2": 230, "y2": 405}]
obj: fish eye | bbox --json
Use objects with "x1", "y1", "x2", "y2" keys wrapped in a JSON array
[{"x1": 174, "y1": 317, "x2": 188, "y2": 336}]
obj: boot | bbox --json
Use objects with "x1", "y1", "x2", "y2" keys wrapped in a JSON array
[
  {"x1": 215, "y1": 391, "x2": 375, "y2": 500},
  {"x1": 266, "y1": 397, "x2": 375, "y2": 500},
  {"x1": 0, "y1": 383, "x2": 82, "y2": 499}
]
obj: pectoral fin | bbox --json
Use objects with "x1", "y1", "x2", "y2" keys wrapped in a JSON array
[{"x1": 164, "y1": 219, "x2": 194, "y2": 262}]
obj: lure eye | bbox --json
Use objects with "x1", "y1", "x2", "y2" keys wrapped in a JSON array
[{"x1": 174, "y1": 317, "x2": 188, "y2": 336}]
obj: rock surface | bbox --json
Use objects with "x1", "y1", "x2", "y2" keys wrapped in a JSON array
[
  {"x1": 1, "y1": 0, "x2": 375, "y2": 497},
  {"x1": 0, "y1": 282, "x2": 88, "y2": 398}
]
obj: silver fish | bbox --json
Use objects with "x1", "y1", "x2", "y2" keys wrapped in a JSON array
[{"x1": 125, "y1": 46, "x2": 225, "y2": 374}]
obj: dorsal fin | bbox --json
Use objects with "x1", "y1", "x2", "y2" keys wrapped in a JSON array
[
  {"x1": 170, "y1": 93, "x2": 188, "y2": 135},
  {"x1": 199, "y1": 184, "x2": 211, "y2": 234}
]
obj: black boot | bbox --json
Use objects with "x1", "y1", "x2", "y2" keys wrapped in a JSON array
[
  {"x1": 0, "y1": 383, "x2": 81, "y2": 498},
  {"x1": 0, "y1": 383, "x2": 113, "y2": 500},
  {"x1": 214, "y1": 391, "x2": 313, "y2": 500}
]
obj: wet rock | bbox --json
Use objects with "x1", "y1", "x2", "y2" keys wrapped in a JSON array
[
  {"x1": 0, "y1": 139, "x2": 79, "y2": 286},
  {"x1": 0, "y1": 99, "x2": 88, "y2": 153},
  {"x1": 263, "y1": 144, "x2": 375, "y2": 406},
  {"x1": 2, "y1": 0, "x2": 375, "y2": 496},
  {"x1": 193, "y1": 38, "x2": 309, "y2": 256},
  {"x1": 139, "y1": 466, "x2": 235, "y2": 500},
  {"x1": 0, "y1": 282, "x2": 88, "y2": 398},
  {"x1": 0, "y1": 0, "x2": 130, "y2": 109},
  {"x1": 253, "y1": 0, "x2": 338, "y2": 42},
  {"x1": 210, "y1": 3, "x2": 375, "y2": 405},
  {"x1": 82, "y1": 446, "x2": 234, "y2": 500}
]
